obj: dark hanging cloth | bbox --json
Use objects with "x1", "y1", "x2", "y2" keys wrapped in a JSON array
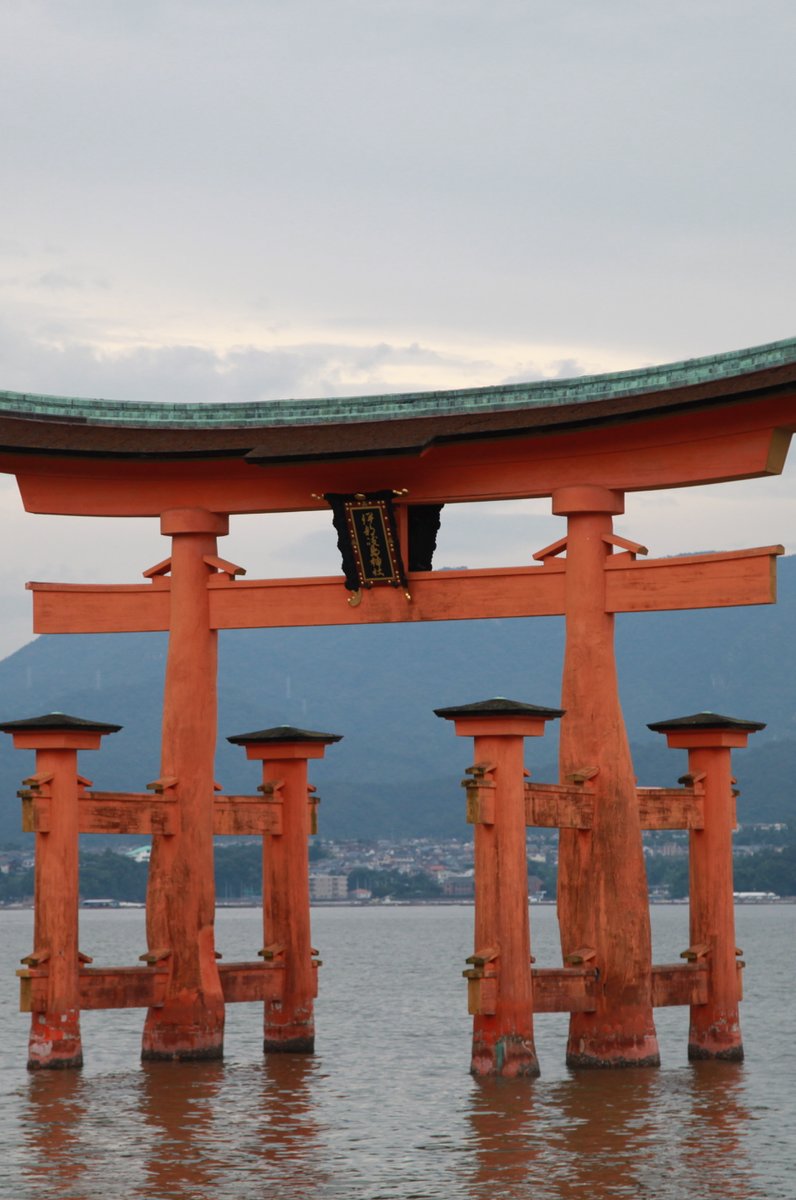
[
  {"x1": 408, "y1": 505, "x2": 444, "y2": 572},
  {"x1": 325, "y1": 492, "x2": 408, "y2": 591}
]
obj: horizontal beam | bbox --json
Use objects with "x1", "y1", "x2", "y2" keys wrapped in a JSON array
[
  {"x1": 651, "y1": 962, "x2": 708, "y2": 1007},
  {"x1": 638, "y1": 787, "x2": 703, "y2": 830},
  {"x1": 532, "y1": 966, "x2": 598, "y2": 1013},
  {"x1": 21, "y1": 792, "x2": 179, "y2": 836},
  {"x1": 81, "y1": 793, "x2": 179, "y2": 836},
  {"x1": 606, "y1": 545, "x2": 780, "y2": 613},
  {"x1": 28, "y1": 544, "x2": 780, "y2": 634},
  {"x1": 19, "y1": 961, "x2": 287, "y2": 1011},
  {"x1": 29, "y1": 581, "x2": 170, "y2": 634},
  {"x1": 218, "y1": 961, "x2": 285, "y2": 1004},
  {"x1": 213, "y1": 796, "x2": 283, "y2": 836},
  {"x1": 10, "y1": 395, "x2": 794, "y2": 515},
  {"x1": 18, "y1": 965, "x2": 169, "y2": 1012},
  {"x1": 525, "y1": 784, "x2": 595, "y2": 829}
]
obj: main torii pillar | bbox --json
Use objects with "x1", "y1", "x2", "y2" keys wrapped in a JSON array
[
  {"x1": 554, "y1": 486, "x2": 659, "y2": 1068},
  {"x1": 142, "y1": 508, "x2": 227, "y2": 1061}
]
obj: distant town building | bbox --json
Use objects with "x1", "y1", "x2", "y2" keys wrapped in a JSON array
[{"x1": 309, "y1": 874, "x2": 349, "y2": 901}]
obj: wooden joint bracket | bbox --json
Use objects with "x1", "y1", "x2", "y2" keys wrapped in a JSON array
[
  {"x1": 533, "y1": 535, "x2": 568, "y2": 562},
  {"x1": 678, "y1": 771, "x2": 706, "y2": 789},
  {"x1": 203, "y1": 553, "x2": 246, "y2": 579},
  {"x1": 257, "y1": 779, "x2": 285, "y2": 798},
  {"x1": 463, "y1": 767, "x2": 496, "y2": 825},
  {"x1": 20, "y1": 949, "x2": 50, "y2": 967},
  {"x1": 602, "y1": 533, "x2": 648, "y2": 557},
  {"x1": 147, "y1": 776, "x2": 178, "y2": 794},
  {"x1": 680, "y1": 943, "x2": 710, "y2": 962},
  {"x1": 139, "y1": 948, "x2": 172, "y2": 966},
  {"x1": 466, "y1": 946, "x2": 499, "y2": 969},
  {"x1": 143, "y1": 557, "x2": 172, "y2": 579},
  {"x1": 565, "y1": 946, "x2": 596, "y2": 966},
  {"x1": 259, "y1": 943, "x2": 286, "y2": 962},
  {"x1": 21, "y1": 772, "x2": 54, "y2": 792},
  {"x1": 567, "y1": 767, "x2": 599, "y2": 784}
]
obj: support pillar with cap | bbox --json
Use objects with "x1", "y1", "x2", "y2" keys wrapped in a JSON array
[
  {"x1": 648, "y1": 712, "x2": 764, "y2": 1061},
  {"x1": 142, "y1": 507, "x2": 229, "y2": 1061},
  {"x1": 227, "y1": 725, "x2": 342, "y2": 1053},
  {"x1": 552, "y1": 485, "x2": 659, "y2": 1068},
  {"x1": 0, "y1": 712, "x2": 120, "y2": 1070},
  {"x1": 435, "y1": 698, "x2": 562, "y2": 1077}
]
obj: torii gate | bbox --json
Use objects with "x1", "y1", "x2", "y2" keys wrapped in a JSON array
[{"x1": 3, "y1": 337, "x2": 796, "y2": 1070}]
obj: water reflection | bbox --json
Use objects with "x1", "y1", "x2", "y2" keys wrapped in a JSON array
[
  {"x1": 465, "y1": 1063, "x2": 756, "y2": 1200},
  {"x1": 679, "y1": 1062, "x2": 757, "y2": 1197},
  {"x1": 136, "y1": 1056, "x2": 331, "y2": 1200},
  {"x1": 18, "y1": 1055, "x2": 330, "y2": 1200},
  {"x1": 137, "y1": 1060, "x2": 228, "y2": 1199},
  {"x1": 21, "y1": 1071, "x2": 92, "y2": 1200}
]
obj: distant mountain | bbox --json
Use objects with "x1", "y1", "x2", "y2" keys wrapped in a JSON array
[{"x1": 0, "y1": 555, "x2": 794, "y2": 842}]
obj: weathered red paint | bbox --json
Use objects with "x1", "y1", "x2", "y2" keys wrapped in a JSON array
[
  {"x1": 231, "y1": 735, "x2": 334, "y2": 1054},
  {"x1": 444, "y1": 709, "x2": 556, "y2": 1077},
  {"x1": 142, "y1": 509, "x2": 227, "y2": 1061},
  {"x1": 28, "y1": 544, "x2": 781, "y2": 634},
  {"x1": 554, "y1": 486, "x2": 660, "y2": 1068},
  {"x1": 8, "y1": 726, "x2": 111, "y2": 1069},
  {"x1": 655, "y1": 722, "x2": 760, "y2": 1060}
]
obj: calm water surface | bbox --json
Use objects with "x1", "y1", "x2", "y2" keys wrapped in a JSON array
[{"x1": 0, "y1": 905, "x2": 794, "y2": 1199}]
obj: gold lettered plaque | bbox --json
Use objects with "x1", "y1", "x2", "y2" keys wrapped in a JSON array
[{"x1": 345, "y1": 497, "x2": 403, "y2": 586}]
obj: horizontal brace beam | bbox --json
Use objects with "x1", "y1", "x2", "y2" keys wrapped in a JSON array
[
  {"x1": 18, "y1": 965, "x2": 169, "y2": 1013},
  {"x1": 218, "y1": 961, "x2": 285, "y2": 1004},
  {"x1": 525, "y1": 784, "x2": 595, "y2": 829},
  {"x1": 79, "y1": 792, "x2": 179, "y2": 836},
  {"x1": 606, "y1": 545, "x2": 781, "y2": 613},
  {"x1": 213, "y1": 796, "x2": 284, "y2": 836},
  {"x1": 532, "y1": 967, "x2": 598, "y2": 1013},
  {"x1": 638, "y1": 787, "x2": 704, "y2": 830},
  {"x1": 651, "y1": 962, "x2": 708, "y2": 1007},
  {"x1": 27, "y1": 544, "x2": 780, "y2": 634}
]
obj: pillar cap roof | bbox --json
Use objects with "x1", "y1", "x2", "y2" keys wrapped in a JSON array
[
  {"x1": 0, "y1": 711, "x2": 122, "y2": 734},
  {"x1": 647, "y1": 711, "x2": 766, "y2": 733},
  {"x1": 434, "y1": 697, "x2": 564, "y2": 720},
  {"x1": 227, "y1": 724, "x2": 343, "y2": 745}
]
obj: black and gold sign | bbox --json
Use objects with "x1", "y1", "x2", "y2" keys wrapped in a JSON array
[
  {"x1": 324, "y1": 491, "x2": 408, "y2": 593},
  {"x1": 346, "y1": 497, "x2": 403, "y2": 586}
]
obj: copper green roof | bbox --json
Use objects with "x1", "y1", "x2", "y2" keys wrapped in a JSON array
[
  {"x1": 1, "y1": 337, "x2": 795, "y2": 428},
  {"x1": 0, "y1": 336, "x2": 794, "y2": 461}
]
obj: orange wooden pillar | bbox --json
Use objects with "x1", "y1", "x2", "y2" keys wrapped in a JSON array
[
  {"x1": 142, "y1": 507, "x2": 228, "y2": 1061},
  {"x1": 649, "y1": 712, "x2": 764, "y2": 1060},
  {"x1": 227, "y1": 725, "x2": 341, "y2": 1053},
  {"x1": 435, "y1": 698, "x2": 562, "y2": 1077},
  {"x1": 552, "y1": 485, "x2": 659, "y2": 1068},
  {"x1": 0, "y1": 712, "x2": 120, "y2": 1070}
]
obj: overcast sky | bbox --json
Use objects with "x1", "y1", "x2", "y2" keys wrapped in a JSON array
[{"x1": 0, "y1": 1, "x2": 795, "y2": 657}]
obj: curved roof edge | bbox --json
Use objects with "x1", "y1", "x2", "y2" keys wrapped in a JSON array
[{"x1": 1, "y1": 336, "x2": 795, "y2": 430}]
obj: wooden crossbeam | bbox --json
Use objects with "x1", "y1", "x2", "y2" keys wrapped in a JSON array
[
  {"x1": 651, "y1": 963, "x2": 708, "y2": 1007},
  {"x1": 218, "y1": 961, "x2": 285, "y2": 1004},
  {"x1": 637, "y1": 787, "x2": 703, "y2": 830},
  {"x1": 532, "y1": 967, "x2": 598, "y2": 1013},
  {"x1": 525, "y1": 783, "x2": 595, "y2": 829},
  {"x1": 18, "y1": 961, "x2": 286, "y2": 1012},
  {"x1": 18, "y1": 965, "x2": 169, "y2": 1013},
  {"x1": 27, "y1": 544, "x2": 781, "y2": 634},
  {"x1": 213, "y1": 795, "x2": 283, "y2": 836}
]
